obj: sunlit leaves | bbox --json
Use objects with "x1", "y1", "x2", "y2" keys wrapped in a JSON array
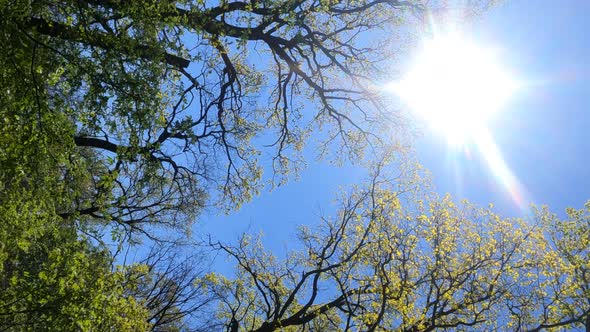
[{"x1": 209, "y1": 172, "x2": 590, "y2": 331}]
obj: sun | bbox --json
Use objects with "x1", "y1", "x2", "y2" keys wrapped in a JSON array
[{"x1": 392, "y1": 33, "x2": 516, "y2": 145}]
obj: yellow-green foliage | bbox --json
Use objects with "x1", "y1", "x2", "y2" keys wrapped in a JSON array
[{"x1": 208, "y1": 170, "x2": 590, "y2": 331}]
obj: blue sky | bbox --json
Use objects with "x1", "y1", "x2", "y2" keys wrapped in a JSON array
[
  {"x1": 200, "y1": 0, "x2": 590, "y2": 255},
  {"x1": 421, "y1": 0, "x2": 590, "y2": 214}
]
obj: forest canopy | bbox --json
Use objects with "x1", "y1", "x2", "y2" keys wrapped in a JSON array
[{"x1": 1, "y1": 0, "x2": 589, "y2": 331}]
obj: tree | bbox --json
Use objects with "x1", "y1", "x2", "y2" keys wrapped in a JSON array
[
  {"x1": 3, "y1": 0, "x2": 528, "y2": 330},
  {"x1": 203, "y1": 168, "x2": 590, "y2": 331},
  {"x1": 544, "y1": 204, "x2": 590, "y2": 331},
  {"x1": 0, "y1": 69, "x2": 150, "y2": 330},
  {"x1": 121, "y1": 243, "x2": 218, "y2": 331},
  {"x1": 1, "y1": 0, "x2": 429, "y2": 326},
  {"x1": 1, "y1": 0, "x2": 452, "y2": 236},
  {"x1": 504, "y1": 204, "x2": 590, "y2": 331}
]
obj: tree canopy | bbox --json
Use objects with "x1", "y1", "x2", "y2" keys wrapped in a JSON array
[
  {"x1": 205, "y1": 167, "x2": 590, "y2": 331},
  {"x1": 0, "y1": 69, "x2": 150, "y2": 329},
  {"x1": 2, "y1": 0, "x2": 590, "y2": 331},
  {"x1": 3, "y1": 0, "x2": 431, "y2": 237},
  {"x1": 1, "y1": 0, "x2": 428, "y2": 328}
]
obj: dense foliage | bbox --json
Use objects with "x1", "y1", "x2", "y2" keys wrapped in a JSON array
[{"x1": 0, "y1": 50, "x2": 150, "y2": 329}]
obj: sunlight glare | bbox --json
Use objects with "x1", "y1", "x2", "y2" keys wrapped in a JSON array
[
  {"x1": 474, "y1": 128, "x2": 530, "y2": 212},
  {"x1": 386, "y1": 31, "x2": 531, "y2": 211},
  {"x1": 392, "y1": 33, "x2": 517, "y2": 145}
]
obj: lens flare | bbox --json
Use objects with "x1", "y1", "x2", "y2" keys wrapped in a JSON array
[
  {"x1": 386, "y1": 30, "x2": 530, "y2": 211},
  {"x1": 473, "y1": 129, "x2": 530, "y2": 212},
  {"x1": 391, "y1": 32, "x2": 517, "y2": 145}
]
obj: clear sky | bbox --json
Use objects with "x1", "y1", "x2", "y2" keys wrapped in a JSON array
[
  {"x1": 200, "y1": 0, "x2": 590, "y2": 257},
  {"x1": 418, "y1": 0, "x2": 590, "y2": 215}
]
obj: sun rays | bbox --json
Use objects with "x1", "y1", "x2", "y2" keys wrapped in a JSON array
[{"x1": 387, "y1": 29, "x2": 530, "y2": 211}]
